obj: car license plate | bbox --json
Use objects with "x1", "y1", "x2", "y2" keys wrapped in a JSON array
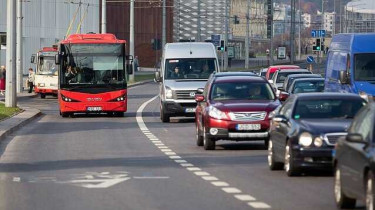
[
  {"x1": 87, "y1": 107, "x2": 102, "y2": 111},
  {"x1": 185, "y1": 108, "x2": 196, "y2": 113},
  {"x1": 236, "y1": 124, "x2": 261, "y2": 131}
]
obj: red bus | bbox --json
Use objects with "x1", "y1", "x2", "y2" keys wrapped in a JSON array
[{"x1": 56, "y1": 33, "x2": 132, "y2": 117}]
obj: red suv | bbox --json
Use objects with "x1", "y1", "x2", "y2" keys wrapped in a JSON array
[{"x1": 195, "y1": 75, "x2": 281, "y2": 150}]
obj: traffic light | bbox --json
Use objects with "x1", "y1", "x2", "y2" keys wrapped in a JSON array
[
  {"x1": 218, "y1": 40, "x2": 225, "y2": 51},
  {"x1": 313, "y1": 38, "x2": 321, "y2": 51},
  {"x1": 233, "y1": 15, "x2": 240, "y2": 24}
]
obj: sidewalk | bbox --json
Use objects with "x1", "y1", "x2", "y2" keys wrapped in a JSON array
[{"x1": 0, "y1": 91, "x2": 37, "y2": 102}]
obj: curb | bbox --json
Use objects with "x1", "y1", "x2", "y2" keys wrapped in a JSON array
[{"x1": 0, "y1": 105, "x2": 42, "y2": 142}]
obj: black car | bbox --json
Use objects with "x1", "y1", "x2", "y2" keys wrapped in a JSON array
[
  {"x1": 282, "y1": 74, "x2": 322, "y2": 92},
  {"x1": 287, "y1": 78, "x2": 325, "y2": 94},
  {"x1": 334, "y1": 103, "x2": 375, "y2": 209},
  {"x1": 268, "y1": 93, "x2": 366, "y2": 176}
]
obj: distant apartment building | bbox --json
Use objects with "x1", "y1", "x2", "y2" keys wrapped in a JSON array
[
  {"x1": 302, "y1": 13, "x2": 311, "y2": 28},
  {"x1": 323, "y1": 12, "x2": 335, "y2": 32},
  {"x1": 273, "y1": 3, "x2": 291, "y2": 35},
  {"x1": 344, "y1": 0, "x2": 375, "y2": 33},
  {"x1": 173, "y1": 0, "x2": 226, "y2": 41}
]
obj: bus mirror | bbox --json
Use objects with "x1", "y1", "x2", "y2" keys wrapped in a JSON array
[
  {"x1": 127, "y1": 64, "x2": 133, "y2": 75},
  {"x1": 339, "y1": 71, "x2": 350, "y2": 84},
  {"x1": 126, "y1": 55, "x2": 134, "y2": 61},
  {"x1": 155, "y1": 71, "x2": 161, "y2": 82},
  {"x1": 55, "y1": 54, "x2": 60, "y2": 65},
  {"x1": 31, "y1": 55, "x2": 36, "y2": 64}
]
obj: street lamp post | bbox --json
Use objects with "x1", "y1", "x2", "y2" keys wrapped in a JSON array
[
  {"x1": 6, "y1": 0, "x2": 17, "y2": 107},
  {"x1": 129, "y1": 0, "x2": 135, "y2": 83},
  {"x1": 16, "y1": 0, "x2": 23, "y2": 93}
]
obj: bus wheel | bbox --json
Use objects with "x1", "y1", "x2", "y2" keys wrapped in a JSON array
[
  {"x1": 115, "y1": 112, "x2": 124, "y2": 117},
  {"x1": 40, "y1": 94, "x2": 46, "y2": 99}
]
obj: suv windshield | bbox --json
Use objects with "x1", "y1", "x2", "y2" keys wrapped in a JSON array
[
  {"x1": 293, "y1": 99, "x2": 365, "y2": 119},
  {"x1": 60, "y1": 44, "x2": 125, "y2": 88},
  {"x1": 165, "y1": 58, "x2": 216, "y2": 80},
  {"x1": 210, "y1": 82, "x2": 275, "y2": 101},
  {"x1": 292, "y1": 80, "x2": 325, "y2": 93},
  {"x1": 38, "y1": 56, "x2": 57, "y2": 75},
  {"x1": 354, "y1": 53, "x2": 375, "y2": 82}
]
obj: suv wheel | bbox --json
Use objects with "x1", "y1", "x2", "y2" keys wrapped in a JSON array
[
  {"x1": 196, "y1": 123, "x2": 203, "y2": 146},
  {"x1": 334, "y1": 166, "x2": 356, "y2": 209},
  {"x1": 284, "y1": 140, "x2": 300, "y2": 176},
  {"x1": 268, "y1": 139, "x2": 283, "y2": 170},
  {"x1": 160, "y1": 105, "x2": 170, "y2": 123},
  {"x1": 203, "y1": 126, "x2": 215, "y2": 150}
]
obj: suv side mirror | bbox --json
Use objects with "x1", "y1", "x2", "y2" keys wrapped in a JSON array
[
  {"x1": 273, "y1": 115, "x2": 288, "y2": 123},
  {"x1": 196, "y1": 88, "x2": 204, "y2": 94},
  {"x1": 346, "y1": 133, "x2": 367, "y2": 145},
  {"x1": 339, "y1": 71, "x2": 350, "y2": 84},
  {"x1": 155, "y1": 71, "x2": 161, "y2": 82},
  {"x1": 31, "y1": 55, "x2": 36, "y2": 64},
  {"x1": 55, "y1": 54, "x2": 60, "y2": 65},
  {"x1": 195, "y1": 94, "x2": 205, "y2": 102}
]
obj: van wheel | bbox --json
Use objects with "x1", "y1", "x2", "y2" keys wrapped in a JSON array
[
  {"x1": 160, "y1": 106, "x2": 170, "y2": 123},
  {"x1": 334, "y1": 166, "x2": 356, "y2": 209},
  {"x1": 203, "y1": 126, "x2": 215, "y2": 150},
  {"x1": 40, "y1": 94, "x2": 46, "y2": 99}
]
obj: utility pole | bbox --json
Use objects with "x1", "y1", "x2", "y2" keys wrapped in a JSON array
[
  {"x1": 245, "y1": 0, "x2": 250, "y2": 69},
  {"x1": 101, "y1": 0, "x2": 106, "y2": 33},
  {"x1": 197, "y1": 0, "x2": 201, "y2": 42},
  {"x1": 224, "y1": 0, "x2": 229, "y2": 70},
  {"x1": 269, "y1": 0, "x2": 274, "y2": 65},
  {"x1": 16, "y1": 0, "x2": 23, "y2": 93},
  {"x1": 162, "y1": 0, "x2": 166, "y2": 49},
  {"x1": 290, "y1": 0, "x2": 296, "y2": 64},
  {"x1": 6, "y1": 0, "x2": 17, "y2": 107},
  {"x1": 129, "y1": 0, "x2": 135, "y2": 83},
  {"x1": 298, "y1": 0, "x2": 301, "y2": 60}
]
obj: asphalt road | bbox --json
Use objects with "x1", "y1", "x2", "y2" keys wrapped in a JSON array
[{"x1": 0, "y1": 82, "x2": 364, "y2": 210}]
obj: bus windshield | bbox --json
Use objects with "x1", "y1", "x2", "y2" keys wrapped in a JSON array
[
  {"x1": 164, "y1": 58, "x2": 216, "y2": 80},
  {"x1": 60, "y1": 44, "x2": 125, "y2": 89},
  {"x1": 38, "y1": 56, "x2": 57, "y2": 75}
]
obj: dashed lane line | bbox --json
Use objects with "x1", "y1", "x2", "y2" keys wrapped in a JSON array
[{"x1": 136, "y1": 96, "x2": 271, "y2": 209}]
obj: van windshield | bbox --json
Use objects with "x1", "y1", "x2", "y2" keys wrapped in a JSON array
[
  {"x1": 165, "y1": 58, "x2": 216, "y2": 80},
  {"x1": 354, "y1": 53, "x2": 375, "y2": 82}
]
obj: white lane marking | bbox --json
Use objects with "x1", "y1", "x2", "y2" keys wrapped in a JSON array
[
  {"x1": 136, "y1": 95, "x2": 272, "y2": 209},
  {"x1": 222, "y1": 187, "x2": 242, "y2": 194},
  {"x1": 194, "y1": 171, "x2": 210, "y2": 176},
  {"x1": 133, "y1": 176, "x2": 170, "y2": 179},
  {"x1": 248, "y1": 202, "x2": 271, "y2": 209},
  {"x1": 211, "y1": 181, "x2": 229, "y2": 186},
  {"x1": 201, "y1": 176, "x2": 219, "y2": 181},
  {"x1": 235, "y1": 195, "x2": 256, "y2": 201},
  {"x1": 186, "y1": 167, "x2": 201, "y2": 171}
]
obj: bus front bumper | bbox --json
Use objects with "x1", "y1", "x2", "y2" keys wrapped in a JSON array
[
  {"x1": 35, "y1": 86, "x2": 58, "y2": 94},
  {"x1": 60, "y1": 101, "x2": 127, "y2": 113}
]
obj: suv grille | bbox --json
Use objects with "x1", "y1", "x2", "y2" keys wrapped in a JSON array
[
  {"x1": 229, "y1": 112, "x2": 267, "y2": 121},
  {"x1": 175, "y1": 90, "x2": 197, "y2": 100},
  {"x1": 324, "y1": 133, "x2": 347, "y2": 145}
]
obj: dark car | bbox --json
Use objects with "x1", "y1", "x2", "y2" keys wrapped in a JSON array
[
  {"x1": 268, "y1": 93, "x2": 366, "y2": 176},
  {"x1": 334, "y1": 103, "x2": 375, "y2": 209},
  {"x1": 195, "y1": 75, "x2": 280, "y2": 150},
  {"x1": 287, "y1": 78, "x2": 325, "y2": 94},
  {"x1": 282, "y1": 74, "x2": 322, "y2": 92}
]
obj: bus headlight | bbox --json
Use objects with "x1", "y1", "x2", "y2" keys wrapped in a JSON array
[
  {"x1": 299, "y1": 132, "x2": 313, "y2": 147},
  {"x1": 110, "y1": 95, "x2": 126, "y2": 102},
  {"x1": 61, "y1": 94, "x2": 79, "y2": 102}
]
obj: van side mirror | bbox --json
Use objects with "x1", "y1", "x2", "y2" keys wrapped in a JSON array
[
  {"x1": 339, "y1": 71, "x2": 350, "y2": 84},
  {"x1": 127, "y1": 64, "x2": 133, "y2": 75},
  {"x1": 196, "y1": 88, "x2": 204, "y2": 94},
  {"x1": 31, "y1": 55, "x2": 36, "y2": 64},
  {"x1": 155, "y1": 71, "x2": 161, "y2": 82},
  {"x1": 55, "y1": 54, "x2": 60, "y2": 65}
]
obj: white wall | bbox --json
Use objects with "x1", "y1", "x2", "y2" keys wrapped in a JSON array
[{"x1": 0, "y1": 0, "x2": 99, "y2": 74}]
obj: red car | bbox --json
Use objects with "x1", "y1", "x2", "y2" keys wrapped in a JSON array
[
  {"x1": 265, "y1": 65, "x2": 300, "y2": 80},
  {"x1": 195, "y1": 75, "x2": 281, "y2": 150}
]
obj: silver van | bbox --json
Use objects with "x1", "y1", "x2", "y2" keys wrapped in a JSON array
[{"x1": 155, "y1": 42, "x2": 220, "y2": 122}]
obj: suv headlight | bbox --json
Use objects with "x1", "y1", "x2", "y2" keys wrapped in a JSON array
[
  {"x1": 299, "y1": 132, "x2": 313, "y2": 147},
  {"x1": 208, "y1": 106, "x2": 228, "y2": 120},
  {"x1": 165, "y1": 86, "x2": 173, "y2": 99}
]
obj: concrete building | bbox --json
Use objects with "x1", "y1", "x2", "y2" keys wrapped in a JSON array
[
  {"x1": 302, "y1": 13, "x2": 311, "y2": 28},
  {"x1": 344, "y1": 0, "x2": 375, "y2": 33},
  {"x1": 0, "y1": 0, "x2": 99, "y2": 73},
  {"x1": 323, "y1": 12, "x2": 335, "y2": 32},
  {"x1": 173, "y1": 0, "x2": 226, "y2": 42}
]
